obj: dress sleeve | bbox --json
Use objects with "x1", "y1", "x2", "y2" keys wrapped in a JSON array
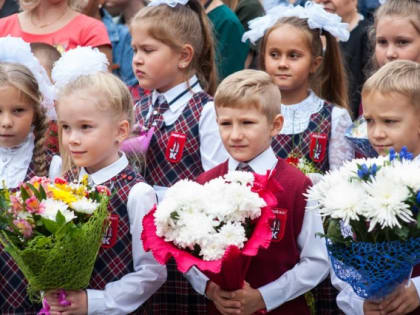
[
  {"x1": 79, "y1": 15, "x2": 111, "y2": 48},
  {"x1": 329, "y1": 106, "x2": 354, "y2": 170},
  {"x1": 86, "y1": 182, "x2": 167, "y2": 314}
]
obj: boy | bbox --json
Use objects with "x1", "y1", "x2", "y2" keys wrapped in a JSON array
[
  {"x1": 335, "y1": 60, "x2": 420, "y2": 315},
  {"x1": 186, "y1": 69, "x2": 329, "y2": 314}
]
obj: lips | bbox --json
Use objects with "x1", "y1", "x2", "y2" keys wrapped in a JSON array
[
  {"x1": 0, "y1": 134, "x2": 14, "y2": 137},
  {"x1": 275, "y1": 74, "x2": 291, "y2": 79}
]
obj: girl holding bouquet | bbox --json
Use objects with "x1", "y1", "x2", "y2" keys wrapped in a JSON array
[
  {"x1": 334, "y1": 60, "x2": 420, "y2": 314},
  {"x1": 45, "y1": 50, "x2": 166, "y2": 314},
  {"x1": 0, "y1": 36, "x2": 56, "y2": 314}
]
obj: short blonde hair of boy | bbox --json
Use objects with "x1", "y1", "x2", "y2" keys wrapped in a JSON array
[
  {"x1": 362, "y1": 60, "x2": 420, "y2": 109},
  {"x1": 214, "y1": 69, "x2": 281, "y2": 122},
  {"x1": 57, "y1": 71, "x2": 134, "y2": 175}
]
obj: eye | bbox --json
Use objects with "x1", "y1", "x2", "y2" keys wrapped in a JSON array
[
  {"x1": 81, "y1": 124, "x2": 92, "y2": 130},
  {"x1": 289, "y1": 51, "x2": 300, "y2": 59},
  {"x1": 219, "y1": 121, "x2": 232, "y2": 126},
  {"x1": 364, "y1": 117, "x2": 372, "y2": 124},
  {"x1": 396, "y1": 39, "x2": 410, "y2": 46},
  {"x1": 132, "y1": 46, "x2": 137, "y2": 53},
  {"x1": 243, "y1": 120, "x2": 255, "y2": 125},
  {"x1": 13, "y1": 107, "x2": 26, "y2": 114},
  {"x1": 269, "y1": 50, "x2": 279, "y2": 59},
  {"x1": 376, "y1": 38, "x2": 387, "y2": 46},
  {"x1": 61, "y1": 124, "x2": 70, "y2": 130},
  {"x1": 384, "y1": 119, "x2": 397, "y2": 124}
]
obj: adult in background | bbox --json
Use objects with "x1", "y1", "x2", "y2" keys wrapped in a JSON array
[
  {"x1": 0, "y1": 0, "x2": 19, "y2": 18},
  {"x1": 104, "y1": 0, "x2": 146, "y2": 24},
  {"x1": 0, "y1": 0, "x2": 112, "y2": 63},
  {"x1": 315, "y1": 0, "x2": 371, "y2": 119}
]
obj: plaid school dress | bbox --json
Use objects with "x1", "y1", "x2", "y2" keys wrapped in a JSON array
[
  {"x1": 0, "y1": 150, "x2": 54, "y2": 315},
  {"x1": 272, "y1": 102, "x2": 333, "y2": 174},
  {"x1": 135, "y1": 91, "x2": 211, "y2": 314}
]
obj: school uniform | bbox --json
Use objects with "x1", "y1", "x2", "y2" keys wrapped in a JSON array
[
  {"x1": 334, "y1": 155, "x2": 420, "y2": 315},
  {"x1": 135, "y1": 76, "x2": 227, "y2": 314},
  {"x1": 52, "y1": 154, "x2": 167, "y2": 314},
  {"x1": 0, "y1": 134, "x2": 54, "y2": 314},
  {"x1": 272, "y1": 90, "x2": 354, "y2": 172},
  {"x1": 187, "y1": 147, "x2": 329, "y2": 314}
]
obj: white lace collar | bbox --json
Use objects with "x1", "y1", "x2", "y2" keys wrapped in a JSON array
[
  {"x1": 0, "y1": 133, "x2": 35, "y2": 188},
  {"x1": 280, "y1": 90, "x2": 324, "y2": 135}
]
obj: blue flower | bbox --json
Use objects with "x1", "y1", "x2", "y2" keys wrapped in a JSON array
[
  {"x1": 371, "y1": 164, "x2": 378, "y2": 175},
  {"x1": 389, "y1": 148, "x2": 396, "y2": 161},
  {"x1": 357, "y1": 164, "x2": 369, "y2": 179},
  {"x1": 417, "y1": 191, "x2": 420, "y2": 204},
  {"x1": 399, "y1": 146, "x2": 414, "y2": 161}
]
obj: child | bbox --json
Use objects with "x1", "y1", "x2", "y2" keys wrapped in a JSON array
[
  {"x1": 335, "y1": 60, "x2": 420, "y2": 315},
  {"x1": 45, "y1": 70, "x2": 167, "y2": 314},
  {"x1": 0, "y1": 36, "x2": 56, "y2": 314},
  {"x1": 243, "y1": 2, "x2": 354, "y2": 173},
  {"x1": 130, "y1": 0, "x2": 227, "y2": 312},
  {"x1": 187, "y1": 69, "x2": 329, "y2": 315}
]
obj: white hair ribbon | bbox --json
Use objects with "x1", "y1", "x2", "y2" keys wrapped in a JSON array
[
  {"x1": 52, "y1": 46, "x2": 109, "y2": 91},
  {"x1": 148, "y1": 0, "x2": 189, "y2": 8},
  {"x1": 242, "y1": 1, "x2": 350, "y2": 44},
  {"x1": 0, "y1": 36, "x2": 57, "y2": 119}
]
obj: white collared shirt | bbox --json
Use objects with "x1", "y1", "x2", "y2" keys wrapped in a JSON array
[
  {"x1": 280, "y1": 91, "x2": 354, "y2": 170},
  {"x1": 50, "y1": 154, "x2": 167, "y2": 314},
  {"x1": 186, "y1": 147, "x2": 329, "y2": 311}
]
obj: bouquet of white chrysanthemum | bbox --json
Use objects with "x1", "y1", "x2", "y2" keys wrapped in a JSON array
[
  {"x1": 306, "y1": 147, "x2": 420, "y2": 299},
  {"x1": 142, "y1": 170, "x2": 279, "y2": 291}
]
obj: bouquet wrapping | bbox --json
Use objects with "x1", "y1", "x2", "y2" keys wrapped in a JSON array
[
  {"x1": 306, "y1": 148, "x2": 420, "y2": 299},
  {"x1": 0, "y1": 176, "x2": 110, "y2": 302},
  {"x1": 142, "y1": 171, "x2": 279, "y2": 291}
]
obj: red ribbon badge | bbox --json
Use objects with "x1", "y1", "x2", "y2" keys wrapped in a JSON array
[
  {"x1": 102, "y1": 214, "x2": 119, "y2": 248},
  {"x1": 271, "y1": 208, "x2": 287, "y2": 242},
  {"x1": 309, "y1": 133, "x2": 327, "y2": 163},
  {"x1": 165, "y1": 132, "x2": 186, "y2": 163}
]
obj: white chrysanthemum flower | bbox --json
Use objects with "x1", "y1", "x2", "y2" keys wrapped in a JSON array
[
  {"x1": 384, "y1": 160, "x2": 420, "y2": 191},
  {"x1": 70, "y1": 197, "x2": 98, "y2": 214},
  {"x1": 364, "y1": 178, "x2": 414, "y2": 231},
  {"x1": 199, "y1": 235, "x2": 226, "y2": 261},
  {"x1": 40, "y1": 199, "x2": 76, "y2": 222},
  {"x1": 223, "y1": 171, "x2": 254, "y2": 186},
  {"x1": 218, "y1": 222, "x2": 247, "y2": 249}
]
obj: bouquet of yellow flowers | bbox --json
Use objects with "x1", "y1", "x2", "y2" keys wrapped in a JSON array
[{"x1": 0, "y1": 176, "x2": 110, "y2": 305}]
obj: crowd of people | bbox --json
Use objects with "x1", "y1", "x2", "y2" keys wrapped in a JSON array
[{"x1": 0, "y1": 0, "x2": 419, "y2": 314}]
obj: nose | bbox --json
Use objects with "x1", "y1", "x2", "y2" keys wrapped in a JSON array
[
  {"x1": 370, "y1": 124, "x2": 386, "y2": 141},
  {"x1": 132, "y1": 50, "x2": 144, "y2": 66},
  {"x1": 230, "y1": 123, "x2": 243, "y2": 141},
  {"x1": 386, "y1": 45, "x2": 398, "y2": 61},
  {"x1": 68, "y1": 130, "x2": 81, "y2": 145},
  {"x1": 0, "y1": 112, "x2": 13, "y2": 129},
  {"x1": 277, "y1": 55, "x2": 288, "y2": 69}
]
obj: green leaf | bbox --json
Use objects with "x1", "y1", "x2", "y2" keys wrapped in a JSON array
[
  {"x1": 417, "y1": 212, "x2": 420, "y2": 229},
  {"x1": 55, "y1": 211, "x2": 66, "y2": 226},
  {"x1": 39, "y1": 184, "x2": 47, "y2": 200},
  {"x1": 170, "y1": 211, "x2": 179, "y2": 221},
  {"x1": 41, "y1": 217, "x2": 58, "y2": 234},
  {"x1": 20, "y1": 186, "x2": 30, "y2": 202},
  {"x1": 26, "y1": 183, "x2": 41, "y2": 200}
]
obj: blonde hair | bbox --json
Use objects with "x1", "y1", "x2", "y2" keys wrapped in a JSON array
[
  {"x1": 362, "y1": 59, "x2": 420, "y2": 109},
  {"x1": 259, "y1": 17, "x2": 349, "y2": 110},
  {"x1": 56, "y1": 72, "x2": 134, "y2": 174},
  {"x1": 0, "y1": 62, "x2": 49, "y2": 176},
  {"x1": 369, "y1": 0, "x2": 420, "y2": 72},
  {"x1": 131, "y1": 0, "x2": 218, "y2": 95},
  {"x1": 214, "y1": 69, "x2": 281, "y2": 122}
]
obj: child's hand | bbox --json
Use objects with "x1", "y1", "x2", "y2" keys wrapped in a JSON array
[
  {"x1": 363, "y1": 299, "x2": 384, "y2": 315},
  {"x1": 233, "y1": 281, "x2": 266, "y2": 315},
  {"x1": 380, "y1": 281, "x2": 420, "y2": 315},
  {"x1": 45, "y1": 289, "x2": 87, "y2": 315},
  {"x1": 206, "y1": 281, "x2": 242, "y2": 315}
]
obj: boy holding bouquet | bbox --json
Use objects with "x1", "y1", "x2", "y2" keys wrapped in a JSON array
[
  {"x1": 186, "y1": 69, "x2": 329, "y2": 314},
  {"x1": 335, "y1": 60, "x2": 420, "y2": 315}
]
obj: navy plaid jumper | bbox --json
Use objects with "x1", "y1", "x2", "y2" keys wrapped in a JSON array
[
  {"x1": 135, "y1": 92, "x2": 210, "y2": 314},
  {"x1": 0, "y1": 150, "x2": 54, "y2": 315},
  {"x1": 272, "y1": 102, "x2": 333, "y2": 173},
  {"x1": 273, "y1": 103, "x2": 342, "y2": 314}
]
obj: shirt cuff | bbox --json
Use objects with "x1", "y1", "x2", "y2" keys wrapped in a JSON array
[
  {"x1": 257, "y1": 282, "x2": 280, "y2": 312},
  {"x1": 87, "y1": 289, "x2": 105, "y2": 314},
  {"x1": 184, "y1": 266, "x2": 209, "y2": 296}
]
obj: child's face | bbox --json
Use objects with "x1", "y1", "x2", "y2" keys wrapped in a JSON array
[
  {"x1": 375, "y1": 16, "x2": 420, "y2": 67},
  {"x1": 264, "y1": 25, "x2": 321, "y2": 104},
  {"x1": 57, "y1": 92, "x2": 128, "y2": 173},
  {"x1": 314, "y1": 0, "x2": 357, "y2": 21},
  {"x1": 131, "y1": 23, "x2": 186, "y2": 93},
  {"x1": 216, "y1": 105, "x2": 283, "y2": 163},
  {"x1": 363, "y1": 91, "x2": 420, "y2": 157},
  {"x1": 0, "y1": 85, "x2": 34, "y2": 148}
]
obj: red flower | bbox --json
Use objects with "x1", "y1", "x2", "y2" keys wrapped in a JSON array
[
  {"x1": 96, "y1": 185, "x2": 111, "y2": 196},
  {"x1": 54, "y1": 177, "x2": 68, "y2": 185}
]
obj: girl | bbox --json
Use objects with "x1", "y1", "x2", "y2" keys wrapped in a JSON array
[
  {"x1": 346, "y1": 0, "x2": 420, "y2": 158},
  {"x1": 45, "y1": 69, "x2": 167, "y2": 314},
  {"x1": 0, "y1": 36, "x2": 55, "y2": 314},
  {"x1": 243, "y1": 2, "x2": 354, "y2": 314},
  {"x1": 130, "y1": 0, "x2": 227, "y2": 313}
]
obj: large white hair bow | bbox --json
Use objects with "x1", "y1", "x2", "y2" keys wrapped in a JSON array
[
  {"x1": 148, "y1": 0, "x2": 189, "y2": 7},
  {"x1": 52, "y1": 46, "x2": 109, "y2": 91},
  {"x1": 0, "y1": 36, "x2": 56, "y2": 119},
  {"x1": 242, "y1": 1, "x2": 350, "y2": 44}
]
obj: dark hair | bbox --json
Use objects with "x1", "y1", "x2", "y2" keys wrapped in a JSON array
[
  {"x1": 259, "y1": 17, "x2": 349, "y2": 109},
  {"x1": 131, "y1": 0, "x2": 218, "y2": 95}
]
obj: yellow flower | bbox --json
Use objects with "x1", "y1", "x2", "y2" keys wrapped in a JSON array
[{"x1": 50, "y1": 186, "x2": 78, "y2": 204}]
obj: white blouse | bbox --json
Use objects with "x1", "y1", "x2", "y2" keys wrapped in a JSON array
[
  {"x1": 280, "y1": 91, "x2": 354, "y2": 170},
  {"x1": 0, "y1": 134, "x2": 34, "y2": 188}
]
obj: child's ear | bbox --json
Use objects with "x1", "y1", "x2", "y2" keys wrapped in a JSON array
[
  {"x1": 116, "y1": 119, "x2": 130, "y2": 144},
  {"x1": 310, "y1": 56, "x2": 323, "y2": 74},
  {"x1": 270, "y1": 114, "x2": 284, "y2": 137},
  {"x1": 178, "y1": 44, "x2": 194, "y2": 70}
]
